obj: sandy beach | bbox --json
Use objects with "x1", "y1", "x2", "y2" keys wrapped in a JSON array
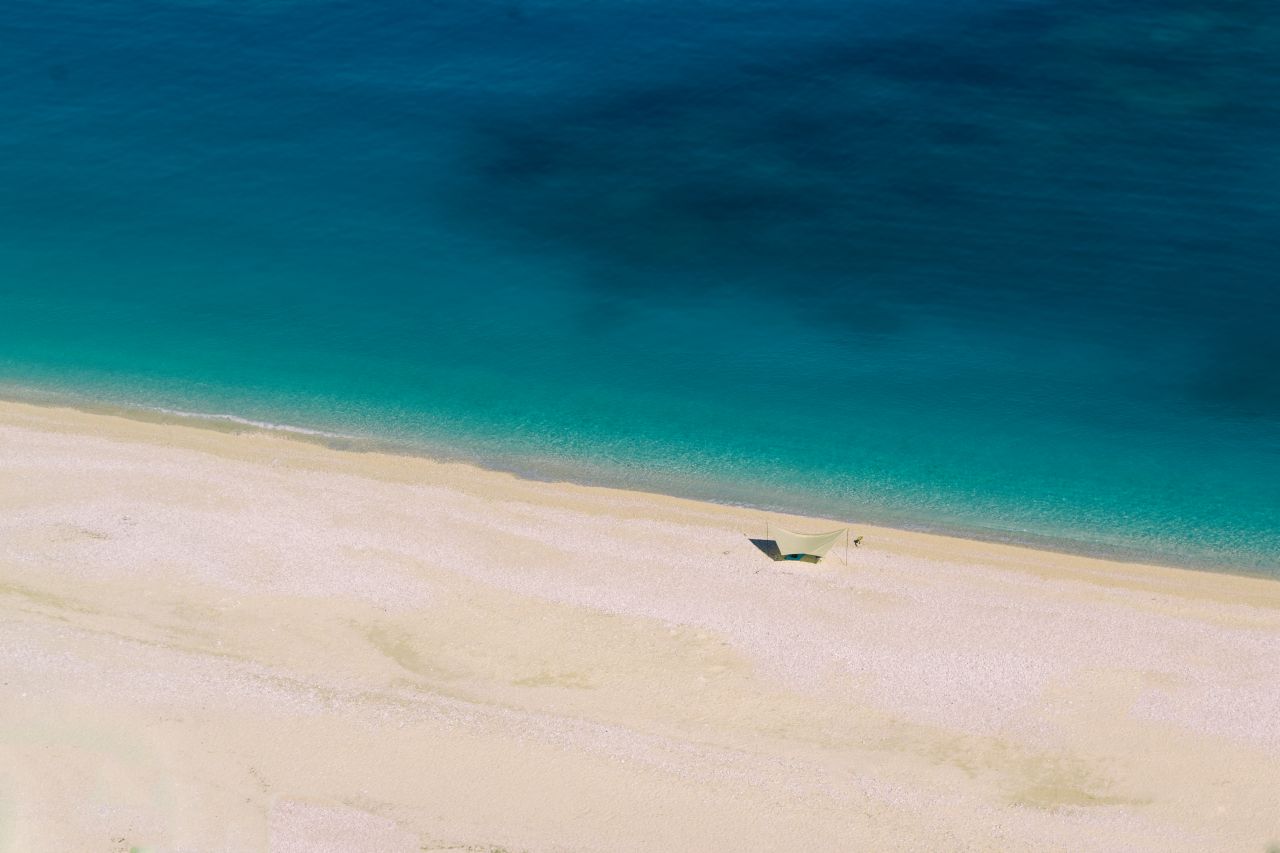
[{"x1": 1, "y1": 398, "x2": 1278, "y2": 852}]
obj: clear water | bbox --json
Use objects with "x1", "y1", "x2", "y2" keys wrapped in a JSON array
[{"x1": 2, "y1": 0, "x2": 1278, "y2": 573}]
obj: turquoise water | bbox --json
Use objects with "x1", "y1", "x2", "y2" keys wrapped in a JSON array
[{"x1": 2, "y1": 0, "x2": 1278, "y2": 572}]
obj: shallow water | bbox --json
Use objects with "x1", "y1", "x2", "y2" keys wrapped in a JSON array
[{"x1": 2, "y1": 0, "x2": 1278, "y2": 572}]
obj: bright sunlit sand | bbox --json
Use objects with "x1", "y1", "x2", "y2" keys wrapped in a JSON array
[{"x1": 2, "y1": 399, "x2": 1278, "y2": 852}]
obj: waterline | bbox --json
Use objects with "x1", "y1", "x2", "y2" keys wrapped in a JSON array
[{"x1": 3, "y1": 382, "x2": 1274, "y2": 579}]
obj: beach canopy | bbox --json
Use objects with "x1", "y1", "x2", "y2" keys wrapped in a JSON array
[{"x1": 772, "y1": 527, "x2": 847, "y2": 562}]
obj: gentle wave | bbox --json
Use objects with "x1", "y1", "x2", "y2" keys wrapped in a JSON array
[{"x1": 142, "y1": 406, "x2": 356, "y2": 440}]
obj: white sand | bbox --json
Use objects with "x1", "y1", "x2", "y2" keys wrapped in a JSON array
[{"x1": 1, "y1": 400, "x2": 1278, "y2": 852}]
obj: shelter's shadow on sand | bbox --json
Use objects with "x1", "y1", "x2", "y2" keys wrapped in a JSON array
[
  {"x1": 748, "y1": 537, "x2": 824, "y2": 564},
  {"x1": 748, "y1": 538, "x2": 782, "y2": 561}
]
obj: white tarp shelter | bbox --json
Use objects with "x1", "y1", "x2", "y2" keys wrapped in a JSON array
[{"x1": 772, "y1": 526, "x2": 848, "y2": 562}]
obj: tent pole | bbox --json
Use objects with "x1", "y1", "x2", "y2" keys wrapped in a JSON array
[{"x1": 845, "y1": 529, "x2": 849, "y2": 566}]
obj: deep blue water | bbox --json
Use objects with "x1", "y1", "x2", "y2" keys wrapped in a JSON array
[{"x1": 2, "y1": 0, "x2": 1278, "y2": 572}]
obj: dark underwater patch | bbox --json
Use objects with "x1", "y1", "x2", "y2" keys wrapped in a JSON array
[
  {"x1": 1192, "y1": 324, "x2": 1280, "y2": 419},
  {"x1": 447, "y1": 0, "x2": 1280, "y2": 353}
]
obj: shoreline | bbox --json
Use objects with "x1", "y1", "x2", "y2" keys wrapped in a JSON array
[
  {"x1": 1, "y1": 384, "x2": 1273, "y2": 581},
  {"x1": 3, "y1": 397, "x2": 1280, "y2": 850},
  {"x1": 3, "y1": 394, "x2": 1280, "y2": 640}
]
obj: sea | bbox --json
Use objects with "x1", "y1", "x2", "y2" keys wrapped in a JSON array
[{"x1": 2, "y1": 0, "x2": 1278, "y2": 574}]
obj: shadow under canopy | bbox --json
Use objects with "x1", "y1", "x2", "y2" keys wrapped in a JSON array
[{"x1": 748, "y1": 527, "x2": 848, "y2": 563}]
